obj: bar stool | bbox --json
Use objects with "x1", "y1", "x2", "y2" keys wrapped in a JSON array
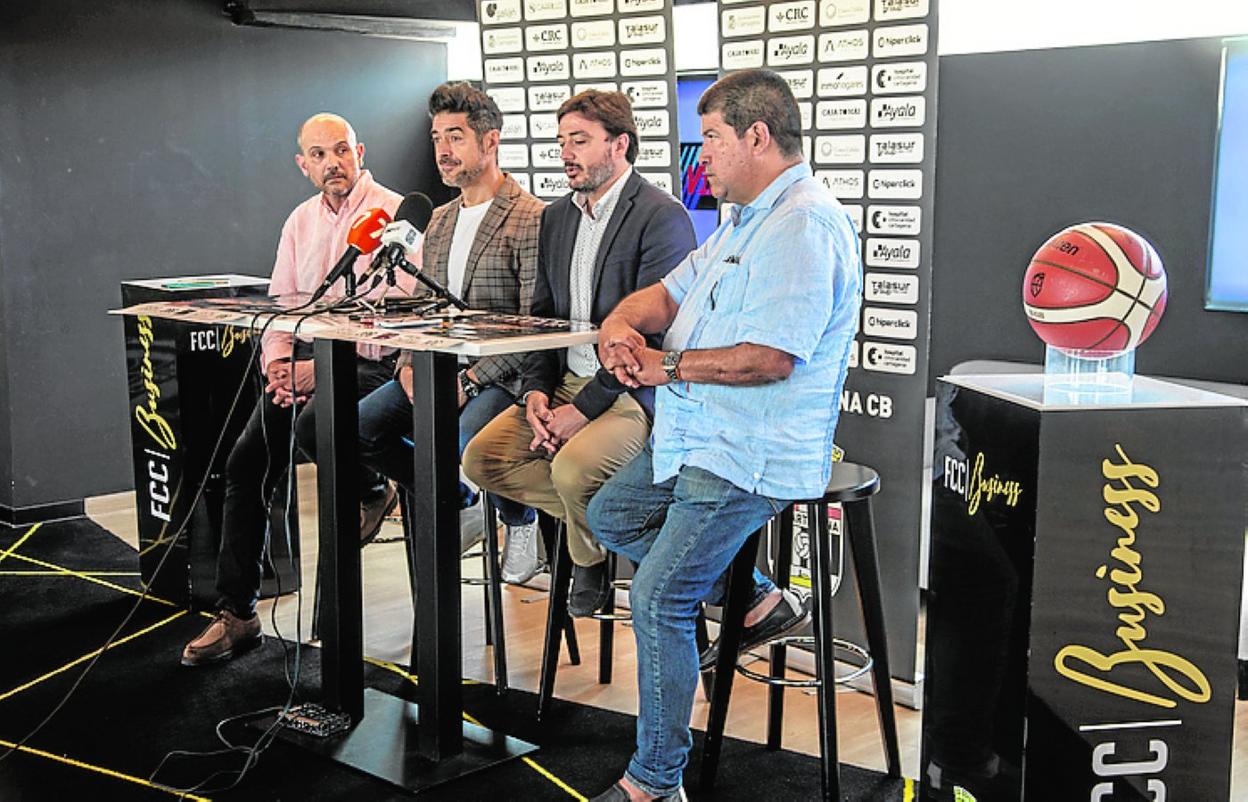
[{"x1": 699, "y1": 462, "x2": 901, "y2": 800}]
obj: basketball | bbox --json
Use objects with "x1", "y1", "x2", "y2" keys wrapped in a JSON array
[{"x1": 1021, "y1": 222, "x2": 1167, "y2": 356}]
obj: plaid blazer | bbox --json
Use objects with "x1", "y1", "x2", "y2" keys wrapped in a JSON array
[{"x1": 397, "y1": 174, "x2": 543, "y2": 391}]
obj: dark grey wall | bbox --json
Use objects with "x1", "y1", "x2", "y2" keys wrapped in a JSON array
[
  {"x1": 0, "y1": 0, "x2": 448, "y2": 510},
  {"x1": 930, "y1": 37, "x2": 1248, "y2": 386}
]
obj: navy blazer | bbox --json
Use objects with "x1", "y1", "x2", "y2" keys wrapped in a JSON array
[{"x1": 520, "y1": 170, "x2": 697, "y2": 419}]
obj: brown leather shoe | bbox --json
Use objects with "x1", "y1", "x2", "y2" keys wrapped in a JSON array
[
  {"x1": 360, "y1": 481, "x2": 399, "y2": 546},
  {"x1": 181, "y1": 609, "x2": 262, "y2": 667}
]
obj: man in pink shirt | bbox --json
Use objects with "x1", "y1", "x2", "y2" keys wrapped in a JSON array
[{"x1": 181, "y1": 113, "x2": 413, "y2": 667}]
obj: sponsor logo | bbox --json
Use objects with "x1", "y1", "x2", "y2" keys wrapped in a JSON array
[
  {"x1": 575, "y1": 81, "x2": 618, "y2": 93},
  {"x1": 512, "y1": 172, "x2": 532, "y2": 191},
  {"x1": 843, "y1": 203, "x2": 863, "y2": 232},
  {"x1": 840, "y1": 388, "x2": 896, "y2": 417},
  {"x1": 817, "y1": 65, "x2": 868, "y2": 96},
  {"x1": 862, "y1": 341, "x2": 916, "y2": 374},
  {"x1": 942, "y1": 451, "x2": 1022, "y2": 516},
  {"x1": 768, "y1": 34, "x2": 816, "y2": 66},
  {"x1": 637, "y1": 141, "x2": 671, "y2": 168},
  {"x1": 863, "y1": 307, "x2": 917, "y2": 339},
  {"x1": 779, "y1": 69, "x2": 814, "y2": 98},
  {"x1": 527, "y1": 54, "x2": 570, "y2": 81},
  {"x1": 497, "y1": 143, "x2": 530, "y2": 169},
  {"x1": 525, "y1": 0, "x2": 567, "y2": 21},
  {"x1": 865, "y1": 237, "x2": 920, "y2": 268},
  {"x1": 622, "y1": 80, "x2": 668, "y2": 108},
  {"x1": 864, "y1": 272, "x2": 918, "y2": 303},
  {"x1": 501, "y1": 114, "x2": 528, "y2": 139},
  {"x1": 869, "y1": 169, "x2": 922, "y2": 199},
  {"x1": 570, "y1": 0, "x2": 613, "y2": 16},
  {"x1": 871, "y1": 97, "x2": 925, "y2": 128},
  {"x1": 848, "y1": 340, "x2": 860, "y2": 369},
  {"x1": 798, "y1": 101, "x2": 812, "y2": 129},
  {"x1": 814, "y1": 169, "x2": 864, "y2": 199},
  {"x1": 526, "y1": 23, "x2": 568, "y2": 52},
  {"x1": 867, "y1": 205, "x2": 921, "y2": 235},
  {"x1": 530, "y1": 112, "x2": 559, "y2": 137},
  {"x1": 621, "y1": 48, "x2": 667, "y2": 76},
  {"x1": 1030, "y1": 272, "x2": 1046, "y2": 298},
  {"x1": 573, "y1": 19, "x2": 615, "y2": 47},
  {"x1": 819, "y1": 0, "x2": 870, "y2": 26},
  {"x1": 815, "y1": 99, "x2": 866, "y2": 129},
  {"x1": 641, "y1": 171, "x2": 673, "y2": 192},
  {"x1": 722, "y1": 6, "x2": 766, "y2": 38},
  {"x1": 133, "y1": 316, "x2": 177, "y2": 452},
  {"x1": 488, "y1": 86, "x2": 526, "y2": 112},
  {"x1": 531, "y1": 141, "x2": 563, "y2": 167},
  {"x1": 815, "y1": 134, "x2": 865, "y2": 164},
  {"x1": 722, "y1": 39, "x2": 765, "y2": 69},
  {"x1": 535, "y1": 172, "x2": 572, "y2": 196},
  {"x1": 484, "y1": 57, "x2": 525, "y2": 84},
  {"x1": 480, "y1": 0, "x2": 522, "y2": 25},
  {"x1": 770, "y1": 0, "x2": 816, "y2": 32},
  {"x1": 874, "y1": 23, "x2": 928, "y2": 58},
  {"x1": 869, "y1": 133, "x2": 923, "y2": 164},
  {"x1": 528, "y1": 84, "x2": 572, "y2": 111},
  {"x1": 872, "y1": 61, "x2": 927, "y2": 94},
  {"x1": 875, "y1": 0, "x2": 928, "y2": 21},
  {"x1": 573, "y1": 51, "x2": 617, "y2": 79},
  {"x1": 618, "y1": 0, "x2": 664, "y2": 11},
  {"x1": 818, "y1": 29, "x2": 869, "y2": 62},
  {"x1": 634, "y1": 109, "x2": 670, "y2": 137},
  {"x1": 482, "y1": 26, "x2": 523, "y2": 54},
  {"x1": 619, "y1": 15, "x2": 665, "y2": 44}
]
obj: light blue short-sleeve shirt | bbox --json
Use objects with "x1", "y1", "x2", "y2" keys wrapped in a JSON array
[{"x1": 652, "y1": 162, "x2": 861, "y2": 500}]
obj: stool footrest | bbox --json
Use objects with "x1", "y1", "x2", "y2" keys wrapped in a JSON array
[
  {"x1": 589, "y1": 611, "x2": 632, "y2": 622},
  {"x1": 734, "y1": 636, "x2": 873, "y2": 688}
]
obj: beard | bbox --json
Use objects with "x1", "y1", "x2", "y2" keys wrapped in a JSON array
[
  {"x1": 440, "y1": 152, "x2": 486, "y2": 189},
  {"x1": 568, "y1": 156, "x2": 616, "y2": 195}
]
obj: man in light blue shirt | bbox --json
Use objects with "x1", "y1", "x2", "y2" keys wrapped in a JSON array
[{"x1": 585, "y1": 69, "x2": 862, "y2": 802}]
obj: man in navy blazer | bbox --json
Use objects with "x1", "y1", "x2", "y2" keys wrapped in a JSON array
[{"x1": 464, "y1": 90, "x2": 696, "y2": 614}]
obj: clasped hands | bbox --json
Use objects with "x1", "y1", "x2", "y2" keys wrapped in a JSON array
[
  {"x1": 597, "y1": 318, "x2": 668, "y2": 389},
  {"x1": 266, "y1": 359, "x2": 315, "y2": 407}
]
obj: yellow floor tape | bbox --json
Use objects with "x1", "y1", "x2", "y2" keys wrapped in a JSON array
[
  {"x1": 0, "y1": 522, "x2": 42, "y2": 564},
  {"x1": 0, "y1": 737, "x2": 211, "y2": 801}
]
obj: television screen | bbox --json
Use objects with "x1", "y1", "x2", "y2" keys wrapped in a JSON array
[
  {"x1": 1207, "y1": 38, "x2": 1248, "y2": 312},
  {"x1": 677, "y1": 74, "x2": 719, "y2": 244}
]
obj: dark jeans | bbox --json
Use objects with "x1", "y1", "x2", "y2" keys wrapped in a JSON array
[
  {"x1": 214, "y1": 354, "x2": 395, "y2": 617},
  {"x1": 357, "y1": 378, "x2": 536, "y2": 525}
]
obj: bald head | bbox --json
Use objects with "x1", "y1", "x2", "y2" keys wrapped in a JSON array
[{"x1": 295, "y1": 113, "x2": 366, "y2": 209}]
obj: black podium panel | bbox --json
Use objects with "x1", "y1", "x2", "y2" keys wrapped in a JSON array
[{"x1": 922, "y1": 377, "x2": 1247, "y2": 801}]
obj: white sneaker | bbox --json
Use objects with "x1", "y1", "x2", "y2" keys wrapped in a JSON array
[
  {"x1": 460, "y1": 495, "x2": 485, "y2": 555},
  {"x1": 500, "y1": 520, "x2": 544, "y2": 584}
]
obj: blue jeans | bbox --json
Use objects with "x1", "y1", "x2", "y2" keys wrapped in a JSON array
[
  {"x1": 587, "y1": 445, "x2": 781, "y2": 796},
  {"x1": 357, "y1": 379, "x2": 535, "y2": 523}
]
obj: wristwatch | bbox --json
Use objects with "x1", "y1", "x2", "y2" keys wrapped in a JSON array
[
  {"x1": 661, "y1": 350, "x2": 683, "y2": 383},
  {"x1": 458, "y1": 370, "x2": 482, "y2": 399}
]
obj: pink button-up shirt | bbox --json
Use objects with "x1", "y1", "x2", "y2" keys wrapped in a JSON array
[{"x1": 261, "y1": 169, "x2": 420, "y2": 371}]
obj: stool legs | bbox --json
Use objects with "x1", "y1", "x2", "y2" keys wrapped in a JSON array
[
  {"x1": 810, "y1": 499, "x2": 841, "y2": 801},
  {"x1": 844, "y1": 497, "x2": 902, "y2": 777},
  {"x1": 767, "y1": 508, "x2": 795, "y2": 751},
  {"x1": 482, "y1": 499, "x2": 508, "y2": 694},
  {"x1": 598, "y1": 551, "x2": 618, "y2": 685},
  {"x1": 537, "y1": 518, "x2": 581, "y2": 721},
  {"x1": 699, "y1": 527, "x2": 763, "y2": 791}
]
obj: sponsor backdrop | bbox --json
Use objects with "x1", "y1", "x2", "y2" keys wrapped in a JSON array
[
  {"x1": 718, "y1": 0, "x2": 938, "y2": 687},
  {"x1": 922, "y1": 378, "x2": 1247, "y2": 800},
  {"x1": 477, "y1": 0, "x2": 682, "y2": 201}
]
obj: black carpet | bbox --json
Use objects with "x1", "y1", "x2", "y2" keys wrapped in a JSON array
[{"x1": 0, "y1": 519, "x2": 911, "y2": 801}]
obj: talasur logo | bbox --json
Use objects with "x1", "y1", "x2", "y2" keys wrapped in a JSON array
[{"x1": 1030, "y1": 272, "x2": 1045, "y2": 298}]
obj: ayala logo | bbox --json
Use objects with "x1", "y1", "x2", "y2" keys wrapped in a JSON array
[
  {"x1": 773, "y1": 41, "x2": 811, "y2": 59},
  {"x1": 530, "y1": 59, "x2": 566, "y2": 77},
  {"x1": 537, "y1": 173, "x2": 570, "y2": 194},
  {"x1": 635, "y1": 112, "x2": 667, "y2": 132},
  {"x1": 1030, "y1": 272, "x2": 1046, "y2": 298},
  {"x1": 877, "y1": 101, "x2": 918, "y2": 121},
  {"x1": 873, "y1": 241, "x2": 911, "y2": 261}
]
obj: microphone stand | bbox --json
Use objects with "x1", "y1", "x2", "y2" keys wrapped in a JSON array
[{"x1": 386, "y1": 251, "x2": 468, "y2": 311}]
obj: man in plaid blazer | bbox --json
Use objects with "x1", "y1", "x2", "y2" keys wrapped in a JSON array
[{"x1": 358, "y1": 83, "x2": 543, "y2": 552}]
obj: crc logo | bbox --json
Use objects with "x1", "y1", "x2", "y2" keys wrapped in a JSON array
[
  {"x1": 527, "y1": 24, "x2": 567, "y2": 51},
  {"x1": 770, "y1": 1, "x2": 815, "y2": 31},
  {"x1": 532, "y1": 142, "x2": 563, "y2": 165}
]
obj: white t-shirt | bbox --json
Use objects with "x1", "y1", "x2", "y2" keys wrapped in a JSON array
[{"x1": 447, "y1": 200, "x2": 492, "y2": 299}]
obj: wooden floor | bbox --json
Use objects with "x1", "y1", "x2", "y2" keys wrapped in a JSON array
[{"x1": 85, "y1": 468, "x2": 1248, "y2": 795}]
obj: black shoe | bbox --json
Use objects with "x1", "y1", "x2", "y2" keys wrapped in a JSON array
[
  {"x1": 567, "y1": 561, "x2": 611, "y2": 618},
  {"x1": 699, "y1": 588, "x2": 811, "y2": 670},
  {"x1": 359, "y1": 481, "x2": 398, "y2": 546},
  {"x1": 589, "y1": 782, "x2": 687, "y2": 801}
]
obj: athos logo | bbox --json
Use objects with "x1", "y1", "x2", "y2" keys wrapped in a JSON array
[
  {"x1": 862, "y1": 307, "x2": 918, "y2": 340},
  {"x1": 530, "y1": 113, "x2": 559, "y2": 138},
  {"x1": 618, "y1": 0, "x2": 664, "y2": 11},
  {"x1": 482, "y1": 26, "x2": 523, "y2": 54},
  {"x1": 817, "y1": 66, "x2": 868, "y2": 97},
  {"x1": 485, "y1": 58, "x2": 525, "y2": 84},
  {"x1": 814, "y1": 169, "x2": 864, "y2": 199},
  {"x1": 815, "y1": 99, "x2": 866, "y2": 130},
  {"x1": 535, "y1": 172, "x2": 572, "y2": 196},
  {"x1": 874, "y1": 24, "x2": 929, "y2": 57},
  {"x1": 769, "y1": 0, "x2": 815, "y2": 32},
  {"x1": 875, "y1": 0, "x2": 929, "y2": 21},
  {"x1": 869, "y1": 133, "x2": 924, "y2": 164},
  {"x1": 501, "y1": 114, "x2": 528, "y2": 140},
  {"x1": 818, "y1": 30, "x2": 869, "y2": 62},
  {"x1": 637, "y1": 141, "x2": 671, "y2": 168},
  {"x1": 531, "y1": 142, "x2": 563, "y2": 167},
  {"x1": 722, "y1": 40, "x2": 765, "y2": 69},
  {"x1": 864, "y1": 272, "x2": 918, "y2": 304},
  {"x1": 573, "y1": 19, "x2": 615, "y2": 47},
  {"x1": 862, "y1": 341, "x2": 917, "y2": 374},
  {"x1": 488, "y1": 86, "x2": 526, "y2": 112},
  {"x1": 768, "y1": 35, "x2": 815, "y2": 66},
  {"x1": 865, "y1": 237, "x2": 920, "y2": 269},
  {"x1": 497, "y1": 143, "x2": 530, "y2": 169},
  {"x1": 525, "y1": 0, "x2": 567, "y2": 21},
  {"x1": 868, "y1": 169, "x2": 922, "y2": 199},
  {"x1": 569, "y1": 0, "x2": 612, "y2": 16},
  {"x1": 867, "y1": 205, "x2": 921, "y2": 235},
  {"x1": 634, "y1": 109, "x2": 670, "y2": 137},
  {"x1": 819, "y1": 0, "x2": 869, "y2": 26},
  {"x1": 779, "y1": 69, "x2": 814, "y2": 99},
  {"x1": 526, "y1": 24, "x2": 568, "y2": 52},
  {"x1": 621, "y1": 49, "x2": 667, "y2": 76},
  {"x1": 480, "y1": 0, "x2": 522, "y2": 24},
  {"x1": 623, "y1": 80, "x2": 668, "y2": 108},
  {"x1": 815, "y1": 134, "x2": 866, "y2": 165},
  {"x1": 871, "y1": 97, "x2": 925, "y2": 128},
  {"x1": 528, "y1": 84, "x2": 572, "y2": 111},
  {"x1": 573, "y1": 52, "x2": 617, "y2": 80},
  {"x1": 619, "y1": 15, "x2": 665, "y2": 44},
  {"x1": 527, "y1": 55, "x2": 570, "y2": 82},
  {"x1": 722, "y1": 6, "x2": 765, "y2": 37}
]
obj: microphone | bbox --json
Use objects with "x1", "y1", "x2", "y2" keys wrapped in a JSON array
[
  {"x1": 368, "y1": 192, "x2": 435, "y2": 275},
  {"x1": 310, "y1": 206, "x2": 392, "y2": 302}
]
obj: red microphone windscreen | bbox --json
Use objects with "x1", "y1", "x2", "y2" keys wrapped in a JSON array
[{"x1": 346, "y1": 207, "x2": 392, "y2": 254}]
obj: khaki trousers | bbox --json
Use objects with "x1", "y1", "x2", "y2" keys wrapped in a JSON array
[{"x1": 462, "y1": 374, "x2": 649, "y2": 567}]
